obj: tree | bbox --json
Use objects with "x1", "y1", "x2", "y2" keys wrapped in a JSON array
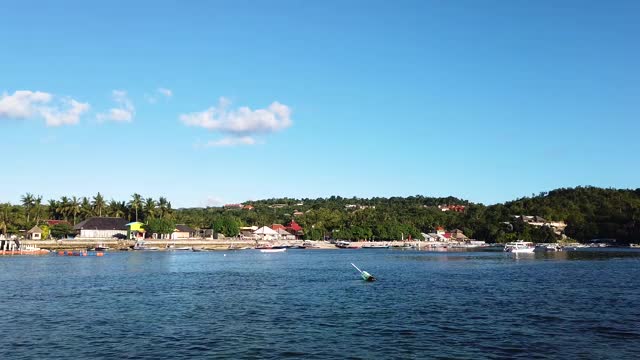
[
  {"x1": 0, "y1": 203, "x2": 10, "y2": 235},
  {"x1": 145, "y1": 218, "x2": 176, "y2": 238},
  {"x1": 58, "y1": 196, "x2": 70, "y2": 221},
  {"x1": 158, "y1": 197, "x2": 170, "y2": 218},
  {"x1": 69, "y1": 196, "x2": 81, "y2": 225},
  {"x1": 21, "y1": 193, "x2": 34, "y2": 223},
  {"x1": 93, "y1": 192, "x2": 106, "y2": 217},
  {"x1": 143, "y1": 198, "x2": 156, "y2": 220},
  {"x1": 50, "y1": 223, "x2": 74, "y2": 239},
  {"x1": 129, "y1": 193, "x2": 142, "y2": 222}
]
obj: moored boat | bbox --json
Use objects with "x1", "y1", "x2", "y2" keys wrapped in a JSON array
[
  {"x1": 132, "y1": 240, "x2": 159, "y2": 251},
  {"x1": 260, "y1": 248, "x2": 286, "y2": 253},
  {"x1": 504, "y1": 241, "x2": 535, "y2": 253}
]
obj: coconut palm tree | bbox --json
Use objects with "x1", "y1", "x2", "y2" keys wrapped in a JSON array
[
  {"x1": 129, "y1": 193, "x2": 142, "y2": 222},
  {"x1": 48, "y1": 199, "x2": 60, "y2": 219},
  {"x1": 80, "y1": 197, "x2": 93, "y2": 219},
  {"x1": 0, "y1": 203, "x2": 10, "y2": 236},
  {"x1": 69, "y1": 196, "x2": 81, "y2": 225},
  {"x1": 21, "y1": 193, "x2": 35, "y2": 223},
  {"x1": 33, "y1": 195, "x2": 43, "y2": 225},
  {"x1": 143, "y1": 198, "x2": 156, "y2": 220},
  {"x1": 158, "y1": 197, "x2": 169, "y2": 218},
  {"x1": 93, "y1": 192, "x2": 106, "y2": 217},
  {"x1": 58, "y1": 196, "x2": 70, "y2": 221}
]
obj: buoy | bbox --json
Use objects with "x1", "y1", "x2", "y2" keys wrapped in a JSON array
[
  {"x1": 58, "y1": 251, "x2": 65, "y2": 256},
  {"x1": 96, "y1": 252, "x2": 104, "y2": 257},
  {"x1": 351, "y1": 263, "x2": 376, "y2": 282}
]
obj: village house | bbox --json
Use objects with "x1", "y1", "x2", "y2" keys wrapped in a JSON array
[
  {"x1": 172, "y1": 224, "x2": 196, "y2": 239},
  {"x1": 286, "y1": 220, "x2": 304, "y2": 239},
  {"x1": 243, "y1": 205, "x2": 254, "y2": 210},
  {"x1": 438, "y1": 204, "x2": 466, "y2": 212},
  {"x1": 26, "y1": 225, "x2": 43, "y2": 240},
  {"x1": 74, "y1": 217, "x2": 128, "y2": 239},
  {"x1": 276, "y1": 228, "x2": 296, "y2": 240}
]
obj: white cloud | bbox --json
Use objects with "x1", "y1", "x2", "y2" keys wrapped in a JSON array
[
  {"x1": 145, "y1": 88, "x2": 173, "y2": 104},
  {"x1": 203, "y1": 136, "x2": 257, "y2": 147},
  {"x1": 97, "y1": 90, "x2": 135, "y2": 122},
  {"x1": 180, "y1": 97, "x2": 292, "y2": 135},
  {"x1": 40, "y1": 99, "x2": 91, "y2": 126},
  {"x1": 157, "y1": 88, "x2": 172, "y2": 98},
  {"x1": 0, "y1": 90, "x2": 89, "y2": 126}
]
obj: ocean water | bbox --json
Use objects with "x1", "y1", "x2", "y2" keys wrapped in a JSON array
[{"x1": 1, "y1": 249, "x2": 639, "y2": 359}]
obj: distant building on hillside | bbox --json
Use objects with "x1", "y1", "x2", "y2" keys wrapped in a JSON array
[{"x1": 438, "y1": 205, "x2": 466, "y2": 212}]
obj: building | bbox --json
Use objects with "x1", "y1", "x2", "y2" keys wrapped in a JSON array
[
  {"x1": 276, "y1": 228, "x2": 296, "y2": 240},
  {"x1": 27, "y1": 226, "x2": 43, "y2": 240},
  {"x1": 74, "y1": 217, "x2": 128, "y2": 238},
  {"x1": 172, "y1": 224, "x2": 196, "y2": 239},
  {"x1": 126, "y1": 222, "x2": 145, "y2": 239},
  {"x1": 253, "y1": 226, "x2": 279, "y2": 240},
  {"x1": 438, "y1": 205, "x2": 466, "y2": 212},
  {"x1": 243, "y1": 205, "x2": 254, "y2": 210},
  {"x1": 293, "y1": 210, "x2": 304, "y2": 217},
  {"x1": 286, "y1": 220, "x2": 304, "y2": 239},
  {"x1": 271, "y1": 224, "x2": 286, "y2": 231}
]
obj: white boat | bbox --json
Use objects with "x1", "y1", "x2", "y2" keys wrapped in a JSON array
[
  {"x1": 133, "y1": 240, "x2": 159, "y2": 251},
  {"x1": 260, "y1": 248, "x2": 286, "y2": 253},
  {"x1": 504, "y1": 241, "x2": 535, "y2": 253}
]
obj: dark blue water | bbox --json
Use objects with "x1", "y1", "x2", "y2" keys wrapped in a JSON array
[{"x1": 1, "y1": 249, "x2": 639, "y2": 359}]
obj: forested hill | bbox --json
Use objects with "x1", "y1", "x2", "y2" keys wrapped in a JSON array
[
  {"x1": 3, "y1": 187, "x2": 640, "y2": 243},
  {"x1": 496, "y1": 187, "x2": 640, "y2": 242}
]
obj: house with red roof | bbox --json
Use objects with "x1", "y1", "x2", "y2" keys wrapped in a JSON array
[{"x1": 286, "y1": 220, "x2": 304, "y2": 239}]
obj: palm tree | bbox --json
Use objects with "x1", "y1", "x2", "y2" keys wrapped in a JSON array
[
  {"x1": 143, "y1": 198, "x2": 156, "y2": 220},
  {"x1": 33, "y1": 195, "x2": 43, "y2": 225},
  {"x1": 93, "y1": 192, "x2": 106, "y2": 217},
  {"x1": 58, "y1": 196, "x2": 70, "y2": 221},
  {"x1": 0, "y1": 203, "x2": 10, "y2": 236},
  {"x1": 129, "y1": 193, "x2": 142, "y2": 222},
  {"x1": 48, "y1": 199, "x2": 59, "y2": 219},
  {"x1": 158, "y1": 197, "x2": 169, "y2": 218},
  {"x1": 21, "y1": 193, "x2": 35, "y2": 223},
  {"x1": 80, "y1": 197, "x2": 93, "y2": 219},
  {"x1": 70, "y1": 196, "x2": 81, "y2": 225}
]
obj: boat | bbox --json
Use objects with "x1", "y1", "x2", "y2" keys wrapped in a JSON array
[
  {"x1": 504, "y1": 241, "x2": 535, "y2": 253},
  {"x1": 191, "y1": 247, "x2": 210, "y2": 252},
  {"x1": 260, "y1": 248, "x2": 286, "y2": 253},
  {"x1": 335, "y1": 241, "x2": 361, "y2": 249},
  {"x1": 132, "y1": 240, "x2": 159, "y2": 251},
  {"x1": 94, "y1": 243, "x2": 110, "y2": 251},
  {"x1": 630, "y1": 244, "x2": 640, "y2": 248}
]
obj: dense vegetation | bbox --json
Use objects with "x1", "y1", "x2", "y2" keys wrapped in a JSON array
[{"x1": 1, "y1": 187, "x2": 639, "y2": 243}]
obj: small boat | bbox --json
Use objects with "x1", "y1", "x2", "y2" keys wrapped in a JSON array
[
  {"x1": 191, "y1": 247, "x2": 210, "y2": 252},
  {"x1": 351, "y1": 263, "x2": 376, "y2": 282},
  {"x1": 132, "y1": 240, "x2": 159, "y2": 251},
  {"x1": 94, "y1": 243, "x2": 110, "y2": 251},
  {"x1": 260, "y1": 248, "x2": 286, "y2": 253},
  {"x1": 504, "y1": 241, "x2": 535, "y2": 254}
]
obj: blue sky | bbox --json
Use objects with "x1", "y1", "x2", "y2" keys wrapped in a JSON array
[{"x1": 1, "y1": 0, "x2": 639, "y2": 207}]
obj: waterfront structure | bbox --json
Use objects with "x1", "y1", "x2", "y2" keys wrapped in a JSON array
[
  {"x1": 172, "y1": 224, "x2": 196, "y2": 239},
  {"x1": 27, "y1": 226, "x2": 43, "y2": 240},
  {"x1": 126, "y1": 221, "x2": 145, "y2": 239},
  {"x1": 73, "y1": 217, "x2": 128, "y2": 238},
  {"x1": 276, "y1": 228, "x2": 296, "y2": 240},
  {"x1": 254, "y1": 226, "x2": 279, "y2": 240}
]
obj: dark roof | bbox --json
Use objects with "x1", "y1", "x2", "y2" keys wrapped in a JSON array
[
  {"x1": 175, "y1": 224, "x2": 195, "y2": 233},
  {"x1": 73, "y1": 217, "x2": 128, "y2": 231}
]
